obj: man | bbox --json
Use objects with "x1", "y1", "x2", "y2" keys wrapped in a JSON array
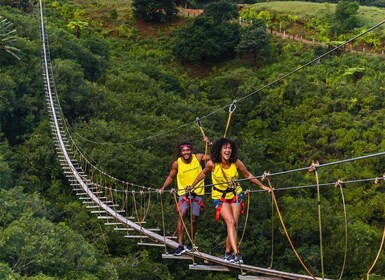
[{"x1": 158, "y1": 138, "x2": 210, "y2": 256}]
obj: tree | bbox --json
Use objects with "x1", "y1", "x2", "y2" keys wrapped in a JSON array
[
  {"x1": 0, "y1": 215, "x2": 113, "y2": 279},
  {"x1": 236, "y1": 19, "x2": 270, "y2": 66},
  {"x1": 0, "y1": 16, "x2": 20, "y2": 60},
  {"x1": 334, "y1": 0, "x2": 360, "y2": 33},
  {"x1": 175, "y1": 0, "x2": 197, "y2": 8},
  {"x1": 171, "y1": 16, "x2": 240, "y2": 64},
  {"x1": 204, "y1": 0, "x2": 238, "y2": 23},
  {"x1": 67, "y1": 20, "x2": 89, "y2": 38},
  {"x1": 16, "y1": 0, "x2": 37, "y2": 13},
  {"x1": 133, "y1": 0, "x2": 177, "y2": 23}
]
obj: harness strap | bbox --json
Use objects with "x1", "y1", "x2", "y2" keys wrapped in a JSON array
[
  {"x1": 213, "y1": 164, "x2": 244, "y2": 221},
  {"x1": 213, "y1": 185, "x2": 237, "y2": 198},
  {"x1": 176, "y1": 193, "x2": 205, "y2": 213},
  {"x1": 214, "y1": 195, "x2": 245, "y2": 222}
]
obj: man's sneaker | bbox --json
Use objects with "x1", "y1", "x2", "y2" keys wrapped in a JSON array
[
  {"x1": 234, "y1": 253, "x2": 244, "y2": 264},
  {"x1": 173, "y1": 245, "x2": 186, "y2": 256},
  {"x1": 186, "y1": 244, "x2": 193, "y2": 252},
  {"x1": 224, "y1": 254, "x2": 235, "y2": 263}
]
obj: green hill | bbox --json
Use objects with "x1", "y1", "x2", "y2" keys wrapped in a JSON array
[{"x1": 252, "y1": 1, "x2": 385, "y2": 26}]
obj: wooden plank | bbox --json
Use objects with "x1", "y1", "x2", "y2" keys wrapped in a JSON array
[
  {"x1": 189, "y1": 264, "x2": 230, "y2": 272},
  {"x1": 147, "y1": 228, "x2": 161, "y2": 232},
  {"x1": 165, "y1": 236, "x2": 177, "y2": 239},
  {"x1": 114, "y1": 227, "x2": 134, "y2": 231},
  {"x1": 162, "y1": 254, "x2": 192, "y2": 260},
  {"x1": 137, "y1": 242, "x2": 165, "y2": 247},
  {"x1": 123, "y1": 235, "x2": 149, "y2": 239},
  {"x1": 238, "y1": 275, "x2": 284, "y2": 280}
]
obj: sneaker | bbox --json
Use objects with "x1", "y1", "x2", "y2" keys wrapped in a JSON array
[
  {"x1": 224, "y1": 252, "x2": 232, "y2": 262},
  {"x1": 186, "y1": 244, "x2": 193, "y2": 252},
  {"x1": 224, "y1": 254, "x2": 235, "y2": 263},
  {"x1": 173, "y1": 245, "x2": 186, "y2": 256},
  {"x1": 234, "y1": 253, "x2": 244, "y2": 264}
]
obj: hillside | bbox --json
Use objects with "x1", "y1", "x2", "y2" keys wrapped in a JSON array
[
  {"x1": 252, "y1": 1, "x2": 385, "y2": 27},
  {"x1": 1, "y1": 1, "x2": 385, "y2": 280}
]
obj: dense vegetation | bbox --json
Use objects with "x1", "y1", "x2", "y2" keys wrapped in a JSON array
[{"x1": 1, "y1": 0, "x2": 385, "y2": 279}]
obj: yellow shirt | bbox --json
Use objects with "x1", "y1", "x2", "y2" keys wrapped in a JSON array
[
  {"x1": 177, "y1": 154, "x2": 204, "y2": 196},
  {"x1": 211, "y1": 163, "x2": 242, "y2": 200}
]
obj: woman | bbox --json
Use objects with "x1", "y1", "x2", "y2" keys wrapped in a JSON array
[{"x1": 190, "y1": 138, "x2": 270, "y2": 264}]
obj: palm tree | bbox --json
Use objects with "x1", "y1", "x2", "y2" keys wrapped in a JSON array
[{"x1": 0, "y1": 16, "x2": 21, "y2": 60}]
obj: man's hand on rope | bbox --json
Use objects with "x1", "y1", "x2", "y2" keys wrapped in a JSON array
[
  {"x1": 156, "y1": 188, "x2": 164, "y2": 194},
  {"x1": 185, "y1": 186, "x2": 192, "y2": 194}
]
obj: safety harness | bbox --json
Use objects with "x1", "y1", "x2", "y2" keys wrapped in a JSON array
[
  {"x1": 176, "y1": 192, "x2": 205, "y2": 213},
  {"x1": 213, "y1": 165, "x2": 245, "y2": 221}
]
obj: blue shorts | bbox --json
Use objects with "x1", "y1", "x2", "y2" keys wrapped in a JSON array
[{"x1": 213, "y1": 193, "x2": 243, "y2": 209}]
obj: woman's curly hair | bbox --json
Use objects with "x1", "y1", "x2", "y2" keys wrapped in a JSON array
[{"x1": 210, "y1": 138, "x2": 238, "y2": 163}]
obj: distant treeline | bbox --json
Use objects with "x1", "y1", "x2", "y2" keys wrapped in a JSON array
[{"x1": 235, "y1": 0, "x2": 385, "y2": 8}]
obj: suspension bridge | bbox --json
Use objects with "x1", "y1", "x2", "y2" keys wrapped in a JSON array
[{"x1": 38, "y1": 0, "x2": 385, "y2": 279}]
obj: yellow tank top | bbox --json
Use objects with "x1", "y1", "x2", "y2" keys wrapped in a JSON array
[
  {"x1": 177, "y1": 154, "x2": 204, "y2": 196},
  {"x1": 211, "y1": 163, "x2": 242, "y2": 200}
]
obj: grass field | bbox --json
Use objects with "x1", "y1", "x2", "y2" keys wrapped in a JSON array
[
  {"x1": 71, "y1": 0, "x2": 132, "y2": 21},
  {"x1": 252, "y1": 1, "x2": 385, "y2": 27}
]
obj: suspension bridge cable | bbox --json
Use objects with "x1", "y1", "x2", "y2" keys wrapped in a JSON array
[
  {"x1": 236, "y1": 19, "x2": 385, "y2": 103},
  {"x1": 172, "y1": 190, "x2": 194, "y2": 245},
  {"x1": 310, "y1": 162, "x2": 325, "y2": 280},
  {"x1": 224, "y1": 100, "x2": 237, "y2": 138},
  {"x1": 238, "y1": 190, "x2": 251, "y2": 248},
  {"x1": 366, "y1": 225, "x2": 385, "y2": 279},
  {"x1": 269, "y1": 191, "x2": 275, "y2": 269},
  {"x1": 234, "y1": 149, "x2": 385, "y2": 186},
  {"x1": 265, "y1": 177, "x2": 316, "y2": 279},
  {"x1": 59, "y1": 19, "x2": 385, "y2": 147},
  {"x1": 64, "y1": 122, "x2": 156, "y2": 191},
  {"x1": 335, "y1": 180, "x2": 348, "y2": 280},
  {"x1": 248, "y1": 177, "x2": 378, "y2": 194}
]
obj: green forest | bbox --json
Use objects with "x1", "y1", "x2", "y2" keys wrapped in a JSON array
[{"x1": 1, "y1": 0, "x2": 385, "y2": 279}]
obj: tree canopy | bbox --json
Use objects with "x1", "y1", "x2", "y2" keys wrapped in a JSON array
[
  {"x1": 133, "y1": 0, "x2": 177, "y2": 23},
  {"x1": 236, "y1": 19, "x2": 271, "y2": 65},
  {"x1": 1, "y1": 1, "x2": 385, "y2": 279}
]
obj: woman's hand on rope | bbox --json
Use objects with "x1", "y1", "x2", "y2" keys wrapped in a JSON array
[
  {"x1": 261, "y1": 171, "x2": 272, "y2": 193},
  {"x1": 203, "y1": 135, "x2": 213, "y2": 146},
  {"x1": 262, "y1": 185, "x2": 271, "y2": 193}
]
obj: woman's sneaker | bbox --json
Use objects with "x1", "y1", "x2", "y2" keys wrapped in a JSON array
[
  {"x1": 234, "y1": 253, "x2": 244, "y2": 264},
  {"x1": 224, "y1": 253, "x2": 235, "y2": 263},
  {"x1": 173, "y1": 245, "x2": 186, "y2": 256}
]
